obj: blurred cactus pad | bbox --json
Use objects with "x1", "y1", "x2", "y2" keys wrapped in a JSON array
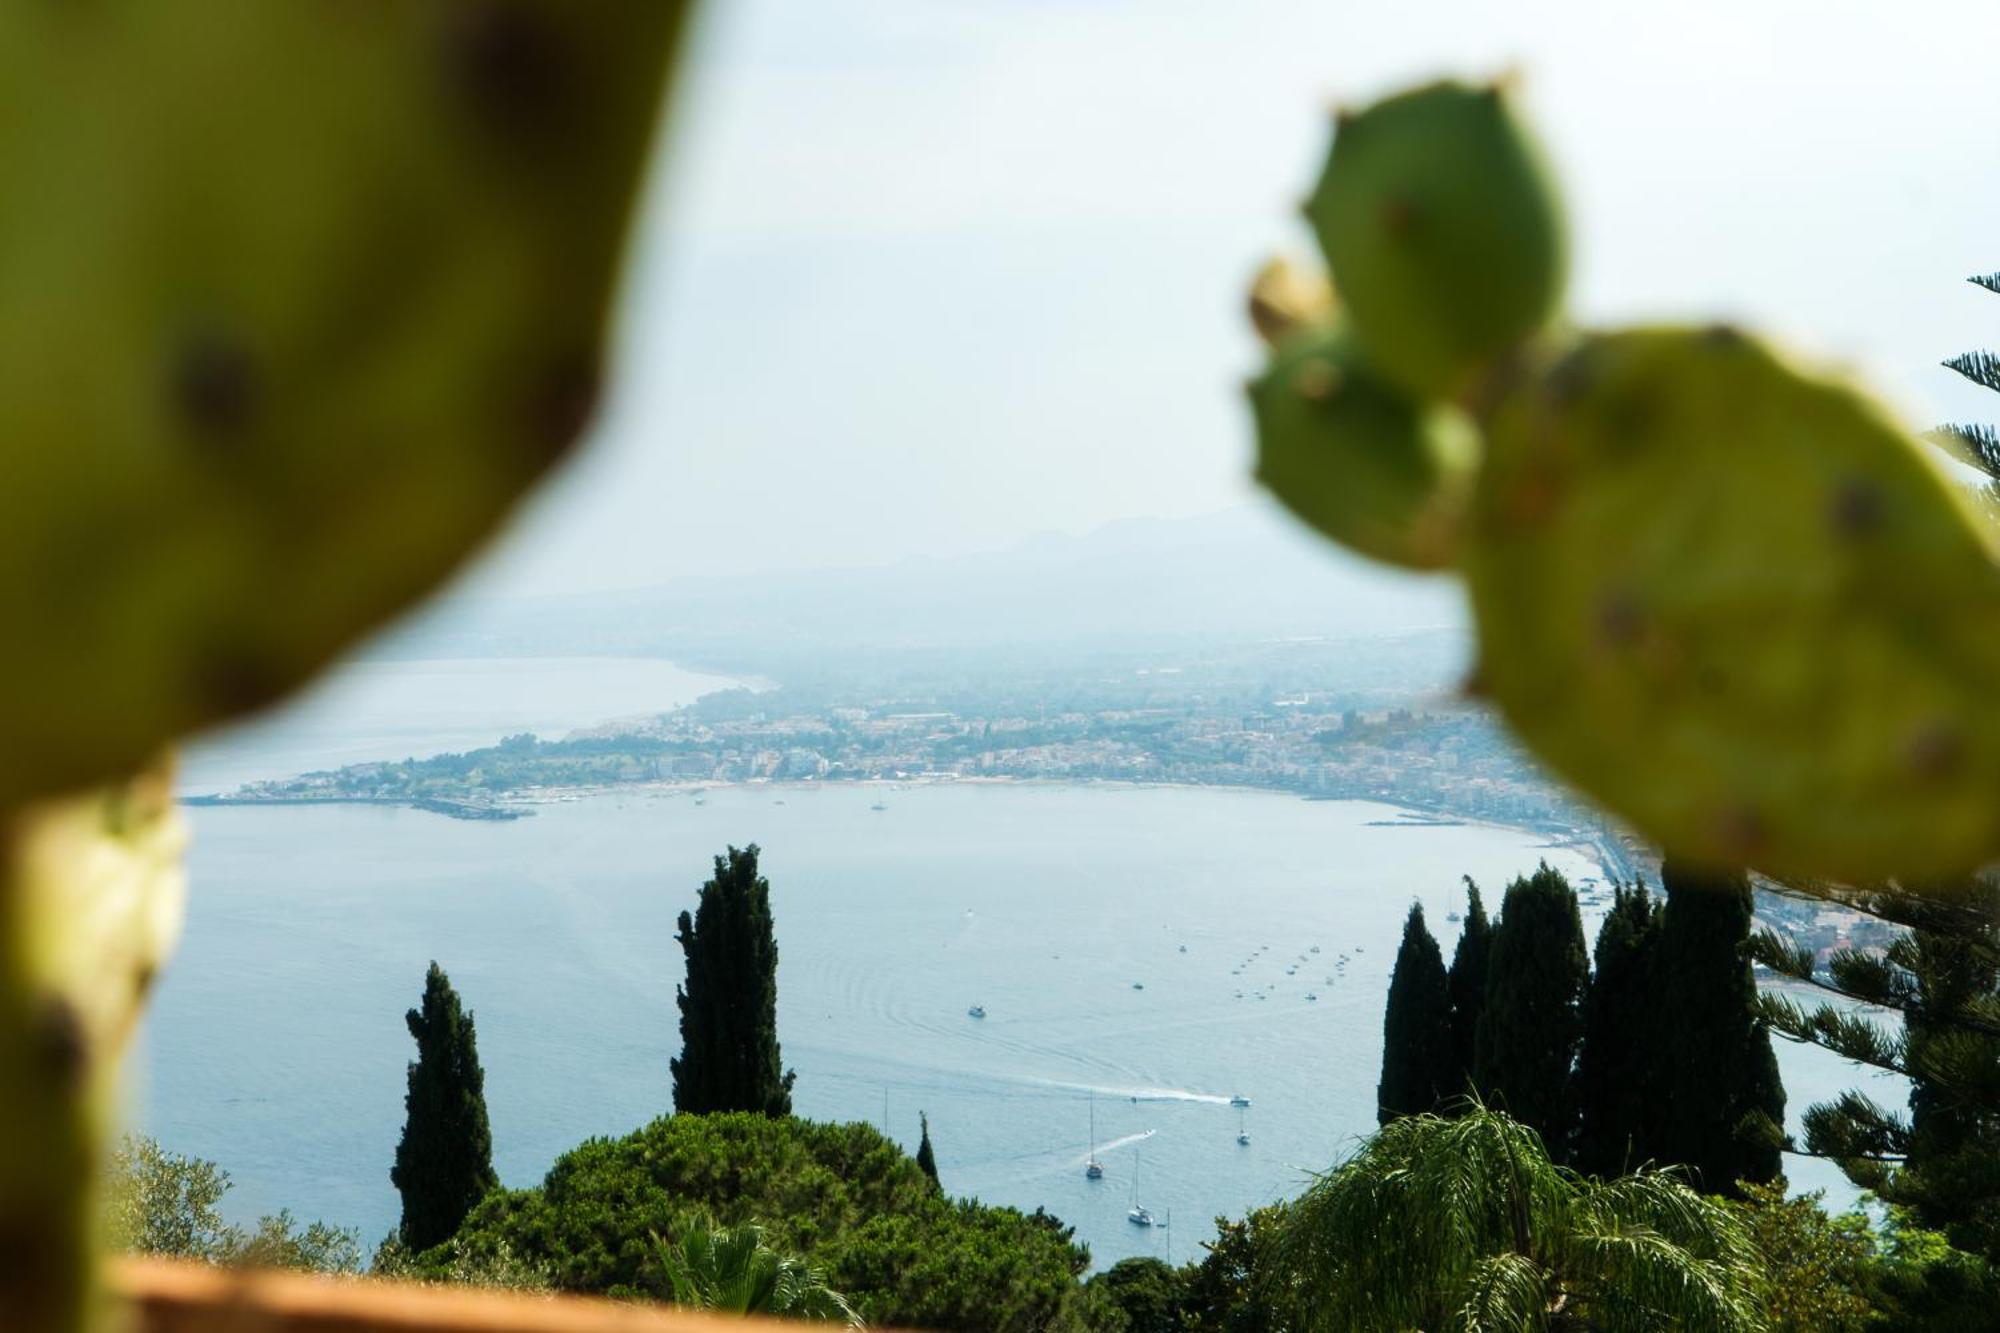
[
  {"x1": 1, "y1": 767, "x2": 186, "y2": 1331},
  {"x1": 1252, "y1": 76, "x2": 2000, "y2": 882},
  {"x1": 0, "y1": 0, "x2": 693, "y2": 807},
  {"x1": 0, "y1": 4, "x2": 694, "y2": 1329}
]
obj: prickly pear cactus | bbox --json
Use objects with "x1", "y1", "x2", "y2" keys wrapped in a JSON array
[
  {"x1": 0, "y1": 764, "x2": 186, "y2": 1333},
  {"x1": 1250, "y1": 320, "x2": 1478, "y2": 571},
  {"x1": 1465, "y1": 328, "x2": 2000, "y2": 880},
  {"x1": 0, "y1": 0, "x2": 691, "y2": 808},
  {"x1": 0, "y1": 4, "x2": 693, "y2": 1328},
  {"x1": 1255, "y1": 73, "x2": 2000, "y2": 883},
  {"x1": 1304, "y1": 79, "x2": 1566, "y2": 400}
]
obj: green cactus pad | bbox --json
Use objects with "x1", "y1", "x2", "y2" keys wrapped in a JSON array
[
  {"x1": 1251, "y1": 322, "x2": 1479, "y2": 571},
  {"x1": 1466, "y1": 327, "x2": 2000, "y2": 880},
  {"x1": 1306, "y1": 80, "x2": 1566, "y2": 401},
  {"x1": 0, "y1": 2, "x2": 690, "y2": 806},
  {"x1": 0, "y1": 763, "x2": 186, "y2": 1332}
]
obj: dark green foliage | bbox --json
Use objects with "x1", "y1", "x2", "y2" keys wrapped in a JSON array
[
  {"x1": 916, "y1": 1112, "x2": 940, "y2": 1192},
  {"x1": 390, "y1": 962, "x2": 498, "y2": 1252},
  {"x1": 1177, "y1": 1206, "x2": 1288, "y2": 1333},
  {"x1": 1756, "y1": 876, "x2": 2000, "y2": 1260},
  {"x1": 1377, "y1": 902, "x2": 1455, "y2": 1123},
  {"x1": 671, "y1": 845, "x2": 795, "y2": 1117},
  {"x1": 1444, "y1": 876, "x2": 1491, "y2": 1099},
  {"x1": 1472, "y1": 863, "x2": 1588, "y2": 1155},
  {"x1": 1655, "y1": 860, "x2": 1785, "y2": 1195},
  {"x1": 1943, "y1": 283, "x2": 2000, "y2": 480},
  {"x1": 1085, "y1": 1257, "x2": 1187, "y2": 1333},
  {"x1": 1736, "y1": 1181, "x2": 2000, "y2": 1333},
  {"x1": 428, "y1": 1112, "x2": 1087, "y2": 1332},
  {"x1": 1573, "y1": 882, "x2": 1664, "y2": 1177}
]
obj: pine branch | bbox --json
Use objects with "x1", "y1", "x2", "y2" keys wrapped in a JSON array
[
  {"x1": 1945, "y1": 350, "x2": 2000, "y2": 396},
  {"x1": 1929, "y1": 423, "x2": 2000, "y2": 481},
  {"x1": 1748, "y1": 928, "x2": 1814, "y2": 981},
  {"x1": 1825, "y1": 948, "x2": 1913, "y2": 1008},
  {"x1": 1972, "y1": 273, "x2": 2000, "y2": 296},
  {"x1": 1756, "y1": 993, "x2": 1909, "y2": 1076},
  {"x1": 1803, "y1": 1092, "x2": 1911, "y2": 1168},
  {"x1": 1781, "y1": 1146, "x2": 1911, "y2": 1165}
]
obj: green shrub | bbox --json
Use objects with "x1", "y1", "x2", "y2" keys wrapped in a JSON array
[{"x1": 423, "y1": 1112, "x2": 1086, "y2": 1331}]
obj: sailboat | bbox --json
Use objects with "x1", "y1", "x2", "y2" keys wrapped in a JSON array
[
  {"x1": 1236, "y1": 1106, "x2": 1250, "y2": 1146},
  {"x1": 1127, "y1": 1152, "x2": 1154, "y2": 1226},
  {"x1": 1085, "y1": 1100, "x2": 1104, "y2": 1180}
]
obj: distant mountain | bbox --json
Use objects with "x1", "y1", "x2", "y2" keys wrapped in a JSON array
[{"x1": 383, "y1": 504, "x2": 1468, "y2": 675}]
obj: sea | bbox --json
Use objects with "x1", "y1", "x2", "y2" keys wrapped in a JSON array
[{"x1": 136, "y1": 657, "x2": 1902, "y2": 1271}]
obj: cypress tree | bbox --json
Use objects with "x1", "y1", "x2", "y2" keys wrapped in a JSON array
[
  {"x1": 1378, "y1": 902, "x2": 1455, "y2": 1124},
  {"x1": 1573, "y1": 882, "x2": 1665, "y2": 1177},
  {"x1": 390, "y1": 962, "x2": 498, "y2": 1252},
  {"x1": 915, "y1": 1112, "x2": 941, "y2": 1192},
  {"x1": 1445, "y1": 877, "x2": 1492, "y2": 1101},
  {"x1": 1473, "y1": 863, "x2": 1588, "y2": 1157},
  {"x1": 1654, "y1": 859, "x2": 1784, "y2": 1195},
  {"x1": 671, "y1": 844, "x2": 796, "y2": 1117}
]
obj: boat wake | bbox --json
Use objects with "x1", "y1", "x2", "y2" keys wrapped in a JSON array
[
  {"x1": 1115, "y1": 1087, "x2": 1233, "y2": 1106},
  {"x1": 1092, "y1": 1128, "x2": 1157, "y2": 1158}
]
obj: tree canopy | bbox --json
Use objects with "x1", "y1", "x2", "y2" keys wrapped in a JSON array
[
  {"x1": 1378, "y1": 901, "x2": 1455, "y2": 1123},
  {"x1": 390, "y1": 962, "x2": 498, "y2": 1252},
  {"x1": 672, "y1": 845, "x2": 796, "y2": 1117},
  {"x1": 422, "y1": 1111, "x2": 1088, "y2": 1332},
  {"x1": 1574, "y1": 882, "x2": 1664, "y2": 1177},
  {"x1": 1473, "y1": 863, "x2": 1588, "y2": 1154},
  {"x1": 1445, "y1": 877, "x2": 1492, "y2": 1100},
  {"x1": 1756, "y1": 874, "x2": 2000, "y2": 1257},
  {"x1": 1653, "y1": 860, "x2": 1784, "y2": 1195}
]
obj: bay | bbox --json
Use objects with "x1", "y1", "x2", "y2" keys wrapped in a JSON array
[{"x1": 135, "y1": 779, "x2": 1896, "y2": 1271}]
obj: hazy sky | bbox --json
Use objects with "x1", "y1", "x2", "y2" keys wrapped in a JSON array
[{"x1": 466, "y1": 0, "x2": 2000, "y2": 596}]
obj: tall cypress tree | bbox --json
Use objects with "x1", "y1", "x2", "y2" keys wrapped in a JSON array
[
  {"x1": 1653, "y1": 859, "x2": 1784, "y2": 1195},
  {"x1": 671, "y1": 844, "x2": 796, "y2": 1117},
  {"x1": 1574, "y1": 882, "x2": 1665, "y2": 1177},
  {"x1": 1446, "y1": 877, "x2": 1492, "y2": 1101},
  {"x1": 390, "y1": 962, "x2": 498, "y2": 1252},
  {"x1": 1378, "y1": 902, "x2": 1455, "y2": 1124},
  {"x1": 915, "y1": 1112, "x2": 941, "y2": 1192},
  {"x1": 1474, "y1": 863, "x2": 1588, "y2": 1157}
]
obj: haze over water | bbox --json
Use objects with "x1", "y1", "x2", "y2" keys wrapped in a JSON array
[{"x1": 137, "y1": 657, "x2": 1894, "y2": 1270}]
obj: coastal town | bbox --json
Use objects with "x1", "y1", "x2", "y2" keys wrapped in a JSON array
[{"x1": 193, "y1": 654, "x2": 1896, "y2": 964}]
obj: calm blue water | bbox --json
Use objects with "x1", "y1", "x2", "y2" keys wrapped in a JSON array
[{"x1": 135, "y1": 659, "x2": 1899, "y2": 1271}]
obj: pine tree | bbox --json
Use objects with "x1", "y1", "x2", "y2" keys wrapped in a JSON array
[
  {"x1": 1445, "y1": 877, "x2": 1491, "y2": 1101},
  {"x1": 1473, "y1": 863, "x2": 1588, "y2": 1156},
  {"x1": 915, "y1": 1112, "x2": 940, "y2": 1192},
  {"x1": 1755, "y1": 875, "x2": 2000, "y2": 1259},
  {"x1": 390, "y1": 962, "x2": 497, "y2": 1252},
  {"x1": 1378, "y1": 902, "x2": 1455, "y2": 1124},
  {"x1": 1931, "y1": 272, "x2": 2000, "y2": 504},
  {"x1": 1653, "y1": 860, "x2": 1785, "y2": 1195},
  {"x1": 1573, "y1": 882, "x2": 1664, "y2": 1177},
  {"x1": 671, "y1": 844, "x2": 796, "y2": 1117}
]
